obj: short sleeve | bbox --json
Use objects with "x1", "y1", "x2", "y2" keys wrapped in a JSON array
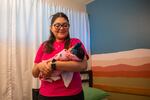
[
  {"x1": 34, "y1": 43, "x2": 45, "y2": 63},
  {"x1": 70, "y1": 38, "x2": 89, "y2": 60}
]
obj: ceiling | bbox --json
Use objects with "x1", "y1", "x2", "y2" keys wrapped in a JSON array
[{"x1": 75, "y1": 0, "x2": 94, "y2": 5}]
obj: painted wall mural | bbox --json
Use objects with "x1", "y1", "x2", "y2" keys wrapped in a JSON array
[{"x1": 91, "y1": 48, "x2": 150, "y2": 96}]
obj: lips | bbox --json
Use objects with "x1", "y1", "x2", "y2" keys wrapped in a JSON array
[
  {"x1": 59, "y1": 32, "x2": 65, "y2": 34},
  {"x1": 58, "y1": 31, "x2": 67, "y2": 34},
  {"x1": 59, "y1": 30, "x2": 66, "y2": 32}
]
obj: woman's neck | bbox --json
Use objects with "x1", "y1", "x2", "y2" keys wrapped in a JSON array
[{"x1": 55, "y1": 39, "x2": 65, "y2": 43}]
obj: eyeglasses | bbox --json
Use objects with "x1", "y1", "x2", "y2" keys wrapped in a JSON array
[{"x1": 53, "y1": 23, "x2": 70, "y2": 29}]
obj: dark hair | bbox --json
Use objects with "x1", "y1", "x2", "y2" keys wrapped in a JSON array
[
  {"x1": 71, "y1": 42, "x2": 85, "y2": 60},
  {"x1": 44, "y1": 12, "x2": 70, "y2": 53}
]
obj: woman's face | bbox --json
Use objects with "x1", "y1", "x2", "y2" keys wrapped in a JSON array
[{"x1": 50, "y1": 17, "x2": 69, "y2": 41}]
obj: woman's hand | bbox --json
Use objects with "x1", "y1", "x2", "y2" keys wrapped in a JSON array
[
  {"x1": 38, "y1": 61, "x2": 49, "y2": 74},
  {"x1": 38, "y1": 61, "x2": 52, "y2": 77}
]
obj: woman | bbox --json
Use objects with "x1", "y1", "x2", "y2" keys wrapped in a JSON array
[{"x1": 32, "y1": 12, "x2": 89, "y2": 100}]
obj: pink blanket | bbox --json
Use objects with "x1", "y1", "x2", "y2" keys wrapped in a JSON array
[{"x1": 39, "y1": 49, "x2": 81, "y2": 87}]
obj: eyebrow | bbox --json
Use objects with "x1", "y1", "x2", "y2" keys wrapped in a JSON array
[{"x1": 53, "y1": 22, "x2": 69, "y2": 24}]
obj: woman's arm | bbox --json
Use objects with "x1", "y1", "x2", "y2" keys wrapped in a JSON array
[
  {"x1": 32, "y1": 64, "x2": 40, "y2": 78},
  {"x1": 49, "y1": 56, "x2": 88, "y2": 72},
  {"x1": 32, "y1": 55, "x2": 88, "y2": 78}
]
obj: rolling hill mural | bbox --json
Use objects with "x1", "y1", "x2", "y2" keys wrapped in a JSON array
[
  {"x1": 91, "y1": 49, "x2": 150, "y2": 96},
  {"x1": 92, "y1": 49, "x2": 150, "y2": 78}
]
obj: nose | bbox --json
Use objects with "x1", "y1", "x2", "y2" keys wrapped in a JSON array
[{"x1": 59, "y1": 26, "x2": 64, "y2": 29}]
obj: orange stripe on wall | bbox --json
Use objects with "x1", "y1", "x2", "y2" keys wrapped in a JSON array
[
  {"x1": 92, "y1": 63, "x2": 150, "y2": 71},
  {"x1": 93, "y1": 71, "x2": 150, "y2": 78}
]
